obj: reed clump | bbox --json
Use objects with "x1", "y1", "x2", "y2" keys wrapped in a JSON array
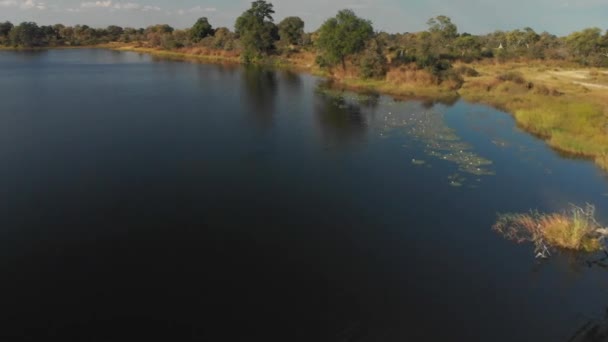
[{"x1": 493, "y1": 204, "x2": 606, "y2": 257}]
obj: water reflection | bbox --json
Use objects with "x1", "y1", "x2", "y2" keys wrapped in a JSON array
[
  {"x1": 195, "y1": 63, "x2": 239, "y2": 85},
  {"x1": 417, "y1": 95, "x2": 460, "y2": 109},
  {"x1": 241, "y1": 66, "x2": 277, "y2": 128},
  {"x1": 314, "y1": 87, "x2": 368, "y2": 147},
  {"x1": 279, "y1": 70, "x2": 302, "y2": 92}
]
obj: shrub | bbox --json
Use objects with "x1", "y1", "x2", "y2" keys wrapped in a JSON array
[
  {"x1": 497, "y1": 71, "x2": 527, "y2": 84},
  {"x1": 455, "y1": 65, "x2": 480, "y2": 77},
  {"x1": 358, "y1": 39, "x2": 388, "y2": 79}
]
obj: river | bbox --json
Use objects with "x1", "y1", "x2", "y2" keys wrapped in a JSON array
[{"x1": 0, "y1": 49, "x2": 607, "y2": 341}]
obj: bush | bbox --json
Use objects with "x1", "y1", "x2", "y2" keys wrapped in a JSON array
[
  {"x1": 497, "y1": 71, "x2": 526, "y2": 84},
  {"x1": 532, "y1": 84, "x2": 563, "y2": 96},
  {"x1": 358, "y1": 39, "x2": 388, "y2": 79},
  {"x1": 455, "y1": 65, "x2": 480, "y2": 77}
]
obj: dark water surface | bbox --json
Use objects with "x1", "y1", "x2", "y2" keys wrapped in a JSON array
[{"x1": 0, "y1": 49, "x2": 607, "y2": 341}]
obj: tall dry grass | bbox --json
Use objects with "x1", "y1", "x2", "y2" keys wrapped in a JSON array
[{"x1": 494, "y1": 204, "x2": 605, "y2": 257}]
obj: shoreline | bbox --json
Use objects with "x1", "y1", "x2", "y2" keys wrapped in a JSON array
[{"x1": 3, "y1": 44, "x2": 607, "y2": 171}]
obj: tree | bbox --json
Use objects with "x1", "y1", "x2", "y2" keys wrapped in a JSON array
[
  {"x1": 278, "y1": 16, "x2": 304, "y2": 45},
  {"x1": 235, "y1": 0, "x2": 278, "y2": 60},
  {"x1": 0, "y1": 21, "x2": 13, "y2": 38},
  {"x1": 212, "y1": 27, "x2": 237, "y2": 50},
  {"x1": 359, "y1": 38, "x2": 387, "y2": 78},
  {"x1": 0, "y1": 21, "x2": 13, "y2": 45},
  {"x1": 454, "y1": 35, "x2": 481, "y2": 57},
  {"x1": 316, "y1": 9, "x2": 374, "y2": 71},
  {"x1": 602, "y1": 30, "x2": 608, "y2": 58},
  {"x1": 145, "y1": 24, "x2": 174, "y2": 47},
  {"x1": 9, "y1": 22, "x2": 42, "y2": 47},
  {"x1": 191, "y1": 17, "x2": 214, "y2": 42},
  {"x1": 105, "y1": 25, "x2": 123, "y2": 41},
  {"x1": 427, "y1": 15, "x2": 458, "y2": 41},
  {"x1": 566, "y1": 28, "x2": 603, "y2": 64}
]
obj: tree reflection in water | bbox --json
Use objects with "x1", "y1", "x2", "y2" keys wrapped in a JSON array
[
  {"x1": 241, "y1": 65, "x2": 278, "y2": 129},
  {"x1": 313, "y1": 85, "x2": 368, "y2": 148}
]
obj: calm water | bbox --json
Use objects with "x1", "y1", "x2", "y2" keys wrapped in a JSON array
[{"x1": 0, "y1": 49, "x2": 607, "y2": 341}]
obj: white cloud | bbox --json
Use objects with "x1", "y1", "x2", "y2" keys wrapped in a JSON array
[
  {"x1": 143, "y1": 5, "x2": 160, "y2": 12},
  {"x1": 0, "y1": 0, "x2": 45, "y2": 9},
  {"x1": 79, "y1": 1, "x2": 161, "y2": 12},
  {"x1": 81, "y1": 0, "x2": 112, "y2": 8},
  {"x1": 0, "y1": 0, "x2": 17, "y2": 7},
  {"x1": 189, "y1": 6, "x2": 217, "y2": 13},
  {"x1": 561, "y1": 0, "x2": 608, "y2": 7},
  {"x1": 175, "y1": 5, "x2": 217, "y2": 16},
  {"x1": 21, "y1": 0, "x2": 46, "y2": 10}
]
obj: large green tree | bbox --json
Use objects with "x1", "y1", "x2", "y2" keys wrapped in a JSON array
[
  {"x1": 565, "y1": 27, "x2": 608, "y2": 66},
  {"x1": 0, "y1": 21, "x2": 13, "y2": 45},
  {"x1": 316, "y1": 9, "x2": 374, "y2": 70},
  {"x1": 9, "y1": 22, "x2": 42, "y2": 47},
  {"x1": 425, "y1": 15, "x2": 458, "y2": 56},
  {"x1": 106, "y1": 25, "x2": 124, "y2": 41},
  {"x1": 454, "y1": 35, "x2": 481, "y2": 57},
  {"x1": 427, "y1": 15, "x2": 458, "y2": 41},
  {"x1": 235, "y1": 0, "x2": 278, "y2": 60},
  {"x1": 191, "y1": 17, "x2": 214, "y2": 42},
  {"x1": 0, "y1": 21, "x2": 13, "y2": 38},
  {"x1": 278, "y1": 16, "x2": 304, "y2": 45}
]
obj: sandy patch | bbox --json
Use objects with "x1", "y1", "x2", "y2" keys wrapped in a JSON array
[{"x1": 574, "y1": 81, "x2": 608, "y2": 90}]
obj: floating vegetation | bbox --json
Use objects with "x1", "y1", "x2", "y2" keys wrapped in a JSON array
[
  {"x1": 493, "y1": 204, "x2": 607, "y2": 258},
  {"x1": 491, "y1": 139, "x2": 510, "y2": 148},
  {"x1": 316, "y1": 83, "x2": 495, "y2": 186},
  {"x1": 411, "y1": 159, "x2": 426, "y2": 165},
  {"x1": 378, "y1": 105, "x2": 495, "y2": 183},
  {"x1": 447, "y1": 173, "x2": 466, "y2": 187}
]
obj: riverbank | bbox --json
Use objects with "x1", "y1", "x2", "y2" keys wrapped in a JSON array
[{"x1": 459, "y1": 62, "x2": 608, "y2": 169}]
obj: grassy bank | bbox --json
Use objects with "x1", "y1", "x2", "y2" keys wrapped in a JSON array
[
  {"x1": 112, "y1": 45, "x2": 242, "y2": 64},
  {"x1": 459, "y1": 62, "x2": 608, "y2": 169}
]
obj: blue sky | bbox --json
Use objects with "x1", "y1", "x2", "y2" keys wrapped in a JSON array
[{"x1": 0, "y1": 0, "x2": 607, "y2": 35}]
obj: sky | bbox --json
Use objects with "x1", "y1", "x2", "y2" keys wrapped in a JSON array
[{"x1": 0, "y1": 0, "x2": 607, "y2": 36}]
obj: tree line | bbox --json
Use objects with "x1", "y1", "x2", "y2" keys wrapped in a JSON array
[{"x1": 1, "y1": 0, "x2": 607, "y2": 78}]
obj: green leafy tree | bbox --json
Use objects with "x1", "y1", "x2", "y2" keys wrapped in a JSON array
[
  {"x1": 9, "y1": 22, "x2": 42, "y2": 47},
  {"x1": 427, "y1": 15, "x2": 458, "y2": 41},
  {"x1": 0, "y1": 21, "x2": 13, "y2": 37},
  {"x1": 359, "y1": 38, "x2": 388, "y2": 78},
  {"x1": 235, "y1": 0, "x2": 278, "y2": 61},
  {"x1": 316, "y1": 9, "x2": 374, "y2": 71},
  {"x1": 278, "y1": 16, "x2": 304, "y2": 45},
  {"x1": 191, "y1": 17, "x2": 214, "y2": 42},
  {"x1": 212, "y1": 27, "x2": 237, "y2": 50},
  {"x1": 106, "y1": 25, "x2": 124, "y2": 41},
  {"x1": 454, "y1": 35, "x2": 481, "y2": 57},
  {"x1": 602, "y1": 30, "x2": 608, "y2": 59},
  {"x1": 566, "y1": 28, "x2": 603, "y2": 65}
]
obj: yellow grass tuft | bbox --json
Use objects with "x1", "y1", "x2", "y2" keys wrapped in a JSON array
[{"x1": 494, "y1": 204, "x2": 605, "y2": 256}]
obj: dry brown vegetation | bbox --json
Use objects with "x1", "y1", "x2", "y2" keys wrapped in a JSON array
[{"x1": 494, "y1": 204, "x2": 606, "y2": 257}]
